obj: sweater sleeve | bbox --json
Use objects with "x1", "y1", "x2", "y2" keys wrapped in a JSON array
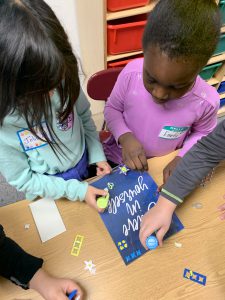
[
  {"x1": 76, "y1": 90, "x2": 106, "y2": 164},
  {"x1": 178, "y1": 95, "x2": 219, "y2": 157},
  {"x1": 160, "y1": 120, "x2": 225, "y2": 205},
  {"x1": 0, "y1": 225, "x2": 43, "y2": 289},
  {"x1": 0, "y1": 143, "x2": 88, "y2": 201},
  {"x1": 104, "y1": 68, "x2": 132, "y2": 143}
]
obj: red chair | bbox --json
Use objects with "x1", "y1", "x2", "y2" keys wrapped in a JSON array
[{"x1": 87, "y1": 67, "x2": 123, "y2": 142}]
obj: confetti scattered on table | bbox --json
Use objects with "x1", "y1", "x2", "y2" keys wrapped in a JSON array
[
  {"x1": 84, "y1": 260, "x2": 96, "y2": 275},
  {"x1": 174, "y1": 242, "x2": 182, "y2": 248},
  {"x1": 192, "y1": 202, "x2": 203, "y2": 209},
  {"x1": 183, "y1": 268, "x2": 207, "y2": 286},
  {"x1": 71, "y1": 235, "x2": 84, "y2": 257},
  {"x1": 107, "y1": 182, "x2": 114, "y2": 190},
  {"x1": 119, "y1": 165, "x2": 130, "y2": 175},
  {"x1": 24, "y1": 224, "x2": 30, "y2": 229}
]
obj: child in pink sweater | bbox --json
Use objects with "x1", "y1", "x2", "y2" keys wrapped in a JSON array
[{"x1": 104, "y1": 0, "x2": 220, "y2": 185}]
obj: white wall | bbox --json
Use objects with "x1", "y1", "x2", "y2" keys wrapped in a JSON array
[
  {"x1": 44, "y1": 1, "x2": 104, "y2": 129},
  {"x1": 44, "y1": 0, "x2": 80, "y2": 57}
]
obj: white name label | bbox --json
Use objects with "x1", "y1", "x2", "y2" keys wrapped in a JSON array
[
  {"x1": 159, "y1": 126, "x2": 189, "y2": 140},
  {"x1": 17, "y1": 123, "x2": 50, "y2": 152}
]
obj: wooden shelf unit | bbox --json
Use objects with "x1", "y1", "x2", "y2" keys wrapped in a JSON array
[
  {"x1": 76, "y1": 0, "x2": 158, "y2": 77},
  {"x1": 106, "y1": 1, "x2": 158, "y2": 20}
]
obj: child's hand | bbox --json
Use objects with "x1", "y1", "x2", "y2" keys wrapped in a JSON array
[
  {"x1": 218, "y1": 197, "x2": 225, "y2": 220},
  {"x1": 29, "y1": 268, "x2": 83, "y2": 300},
  {"x1": 118, "y1": 132, "x2": 148, "y2": 171},
  {"x1": 162, "y1": 156, "x2": 182, "y2": 184},
  {"x1": 85, "y1": 185, "x2": 108, "y2": 212},
  {"x1": 96, "y1": 161, "x2": 111, "y2": 176},
  {"x1": 139, "y1": 196, "x2": 177, "y2": 248},
  {"x1": 200, "y1": 168, "x2": 215, "y2": 186}
]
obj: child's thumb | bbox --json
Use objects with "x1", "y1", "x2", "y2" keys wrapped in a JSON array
[
  {"x1": 95, "y1": 188, "x2": 108, "y2": 196},
  {"x1": 156, "y1": 227, "x2": 167, "y2": 247}
]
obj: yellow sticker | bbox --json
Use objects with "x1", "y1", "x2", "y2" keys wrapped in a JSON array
[{"x1": 71, "y1": 235, "x2": 84, "y2": 257}]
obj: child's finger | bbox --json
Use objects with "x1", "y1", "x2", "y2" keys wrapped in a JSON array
[
  {"x1": 96, "y1": 167, "x2": 104, "y2": 176},
  {"x1": 139, "y1": 226, "x2": 154, "y2": 250},
  {"x1": 220, "y1": 212, "x2": 225, "y2": 220},
  {"x1": 105, "y1": 165, "x2": 112, "y2": 173},
  {"x1": 157, "y1": 184, "x2": 163, "y2": 192},
  {"x1": 96, "y1": 162, "x2": 111, "y2": 174},
  {"x1": 138, "y1": 153, "x2": 148, "y2": 171},
  {"x1": 124, "y1": 156, "x2": 135, "y2": 170},
  {"x1": 133, "y1": 157, "x2": 144, "y2": 170},
  {"x1": 91, "y1": 198, "x2": 105, "y2": 213},
  {"x1": 61, "y1": 295, "x2": 71, "y2": 300},
  {"x1": 156, "y1": 227, "x2": 167, "y2": 246},
  {"x1": 94, "y1": 187, "x2": 107, "y2": 196},
  {"x1": 163, "y1": 169, "x2": 170, "y2": 184},
  {"x1": 218, "y1": 203, "x2": 225, "y2": 211}
]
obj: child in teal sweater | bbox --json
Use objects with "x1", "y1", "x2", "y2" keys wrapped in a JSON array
[{"x1": 0, "y1": 0, "x2": 111, "y2": 211}]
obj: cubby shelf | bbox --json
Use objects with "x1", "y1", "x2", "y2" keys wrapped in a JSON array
[
  {"x1": 76, "y1": 0, "x2": 225, "y2": 119},
  {"x1": 106, "y1": 1, "x2": 158, "y2": 21}
]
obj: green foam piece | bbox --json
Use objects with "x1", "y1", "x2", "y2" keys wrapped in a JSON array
[{"x1": 97, "y1": 193, "x2": 109, "y2": 209}]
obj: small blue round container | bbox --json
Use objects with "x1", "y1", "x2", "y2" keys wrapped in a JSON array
[{"x1": 146, "y1": 235, "x2": 158, "y2": 250}]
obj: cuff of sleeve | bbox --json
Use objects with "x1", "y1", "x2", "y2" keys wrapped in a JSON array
[
  {"x1": 177, "y1": 148, "x2": 186, "y2": 157},
  {"x1": 160, "y1": 188, "x2": 183, "y2": 206},
  {"x1": 0, "y1": 237, "x2": 43, "y2": 290},
  {"x1": 87, "y1": 140, "x2": 107, "y2": 164},
  {"x1": 67, "y1": 180, "x2": 88, "y2": 201},
  {"x1": 89, "y1": 149, "x2": 106, "y2": 165},
  {"x1": 11, "y1": 255, "x2": 43, "y2": 290},
  {"x1": 114, "y1": 128, "x2": 132, "y2": 144}
]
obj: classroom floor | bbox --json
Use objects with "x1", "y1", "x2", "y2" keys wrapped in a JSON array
[{"x1": 0, "y1": 173, "x2": 24, "y2": 207}]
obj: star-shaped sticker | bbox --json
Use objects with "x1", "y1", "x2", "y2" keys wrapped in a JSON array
[
  {"x1": 84, "y1": 260, "x2": 96, "y2": 275},
  {"x1": 119, "y1": 165, "x2": 130, "y2": 175}
]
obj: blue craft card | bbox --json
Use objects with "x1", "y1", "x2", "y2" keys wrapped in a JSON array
[{"x1": 91, "y1": 167, "x2": 184, "y2": 265}]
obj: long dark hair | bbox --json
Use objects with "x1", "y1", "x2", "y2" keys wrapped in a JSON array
[
  {"x1": 0, "y1": 0, "x2": 80, "y2": 154},
  {"x1": 143, "y1": 0, "x2": 221, "y2": 67}
]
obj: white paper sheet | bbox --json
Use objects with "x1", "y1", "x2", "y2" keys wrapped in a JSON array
[{"x1": 29, "y1": 198, "x2": 66, "y2": 242}]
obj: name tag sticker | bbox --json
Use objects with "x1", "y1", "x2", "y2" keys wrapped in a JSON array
[
  {"x1": 159, "y1": 126, "x2": 189, "y2": 140},
  {"x1": 17, "y1": 123, "x2": 50, "y2": 152}
]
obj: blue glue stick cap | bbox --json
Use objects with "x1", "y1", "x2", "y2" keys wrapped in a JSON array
[
  {"x1": 146, "y1": 235, "x2": 158, "y2": 250},
  {"x1": 68, "y1": 290, "x2": 77, "y2": 300}
]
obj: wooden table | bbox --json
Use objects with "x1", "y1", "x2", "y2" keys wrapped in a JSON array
[{"x1": 0, "y1": 152, "x2": 225, "y2": 300}]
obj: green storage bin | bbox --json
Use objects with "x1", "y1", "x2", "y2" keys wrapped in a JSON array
[
  {"x1": 214, "y1": 34, "x2": 225, "y2": 56},
  {"x1": 199, "y1": 62, "x2": 222, "y2": 80},
  {"x1": 219, "y1": 0, "x2": 225, "y2": 25}
]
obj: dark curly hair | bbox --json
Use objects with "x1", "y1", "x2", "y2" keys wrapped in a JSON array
[{"x1": 143, "y1": 0, "x2": 221, "y2": 66}]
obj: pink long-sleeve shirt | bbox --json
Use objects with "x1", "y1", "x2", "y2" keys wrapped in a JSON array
[{"x1": 104, "y1": 58, "x2": 220, "y2": 164}]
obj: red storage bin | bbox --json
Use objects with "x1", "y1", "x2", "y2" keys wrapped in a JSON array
[
  {"x1": 107, "y1": 54, "x2": 143, "y2": 68},
  {"x1": 108, "y1": 58, "x2": 133, "y2": 68},
  {"x1": 107, "y1": 14, "x2": 147, "y2": 55},
  {"x1": 107, "y1": 0, "x2": 149, "y2": 12}
]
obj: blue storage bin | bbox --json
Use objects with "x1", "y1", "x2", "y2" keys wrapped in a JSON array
[
  {"x1": 220, "y1": 98, "x2": 225, "y2": 107},
  {"x1": 213, "y1": 34, "x2": 225, "y2": 56},
  {"x1": 218, "y1": 81, "x2": 225, "y2": 93},
  {"x1": 219, "y1": 0, "x2": 225, "y2": 25},
  {"x1": 199, "y1": 62, "x2": 222, "y2": 80}
]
